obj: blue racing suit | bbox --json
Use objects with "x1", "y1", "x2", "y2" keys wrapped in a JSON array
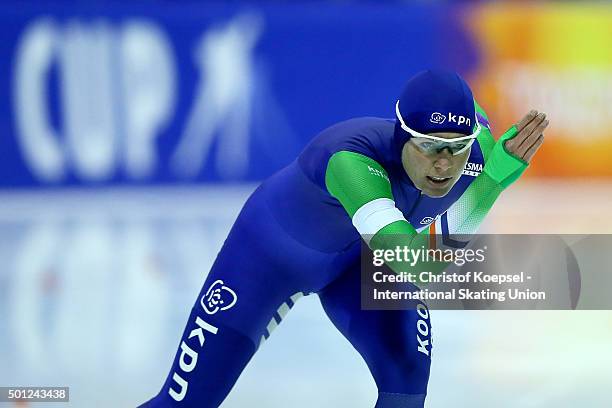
[{"x1": 141, "y1": 103, "x2": 524, "y2": 407}]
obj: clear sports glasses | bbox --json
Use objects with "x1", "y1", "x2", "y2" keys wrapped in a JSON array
[{"x1": 395, "y1": 100, "x2": 480, "y2": 155}]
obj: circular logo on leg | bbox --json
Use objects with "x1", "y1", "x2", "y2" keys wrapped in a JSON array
[{"x1": 200, "y1": 279, "x2": 238, "y2": 315}]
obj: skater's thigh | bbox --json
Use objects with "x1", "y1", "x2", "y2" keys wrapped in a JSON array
[
  {"x1": 318, "y1": 263, "x2": 433, "y2": 395},
  {"x1": 200, "y1": 192, "x2": 341, "y2": 344}
]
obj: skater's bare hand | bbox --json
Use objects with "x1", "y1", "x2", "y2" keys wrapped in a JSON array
[{"x1": 504, "y1": 110, "x2": 548, "y2": 163}]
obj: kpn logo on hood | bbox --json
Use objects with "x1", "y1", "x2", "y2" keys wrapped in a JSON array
[{"x1": 430, "y1": 112, "x2": 472, "y2": 126}]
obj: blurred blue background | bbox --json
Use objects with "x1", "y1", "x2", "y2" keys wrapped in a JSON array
[
  {"x1": 1, "y1": 1, "x2": 611, "y2": 407},
  {"x1": 1, "y1": 2, "x2": 476, "y2": 186}
]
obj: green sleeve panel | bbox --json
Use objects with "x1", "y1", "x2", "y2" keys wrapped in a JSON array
[
  {"x1": 370, "y1": 223, "x2": 431, "y2": 277},
  {"x1": 443, "y1": 171, "x2": 504, "y2": 235},
  {"x1": 376, "y1": 220, "x2": 417, "y2": 236},
  {"x1": 484, "y1": 126, "x2": 529, "y2": 188},
  {"x1": 325, "y1": 151, "x2": 394, "y2": 217},
  {"x1": 445, "y1": 102, "x2": 531, "y2": 235},
  {"x1": 325, "y1": 151, "x2": 427, "y2": 276},
  {"x1": 477, "y1": 128, "x2": 495, "y2": 164}
]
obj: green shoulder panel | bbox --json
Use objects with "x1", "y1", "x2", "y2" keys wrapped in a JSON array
[{"x1": 325, "y1": 150, "x2": 394, "y2": 217}]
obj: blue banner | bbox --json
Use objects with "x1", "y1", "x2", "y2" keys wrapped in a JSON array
[{"x1": 0, "y1": 2, "x2": 479, "y2": 187}]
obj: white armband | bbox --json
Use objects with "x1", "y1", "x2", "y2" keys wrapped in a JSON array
[{"x1": 352, "y1": 198, "x2": 407, "y2": 243}]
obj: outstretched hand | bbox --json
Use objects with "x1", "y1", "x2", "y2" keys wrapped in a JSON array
[{"x1": 504, "y1": 110, "x2": 548, "y2": 163}]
